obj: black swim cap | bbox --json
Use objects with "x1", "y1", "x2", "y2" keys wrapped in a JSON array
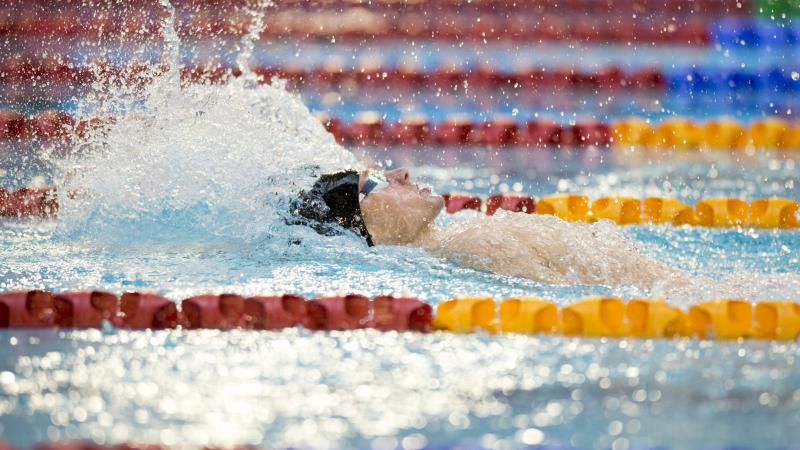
[{"x1": 291, "y1": 170, "x2": 374, "y2": 246}]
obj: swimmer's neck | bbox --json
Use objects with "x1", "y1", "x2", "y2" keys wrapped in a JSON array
[{"x1": 408, "y1": 225, "x2": 443, "y2": 249}]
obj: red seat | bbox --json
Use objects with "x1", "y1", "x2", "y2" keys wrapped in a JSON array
[
  {"x1": 116, "y1": 293, "x2": 179, "y2": 329},
  {"x1": 181, "y1": 294, "x2": 246, "y2": 329},
  {"x1": 485, "y1": 193, "x2": 536, "y2": 215},
  {"x1": 244, "y1": 294, "x2": 307, "y2": 329},
  {"x1": 373, "y1": 295, "x2": 432, "y2": 332},
  {"x1": 53, "y1": 291, "x2": 117, "y2": 328},
  {"x1": 0, "y1": 290, "x2": 56, "y2": 328},
  {"x1": 306, "y1": 295, "x2": 370, "y2": 330}
]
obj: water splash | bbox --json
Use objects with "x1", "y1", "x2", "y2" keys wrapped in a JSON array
[{"x1": 54, "y1": 0, "x2": 360, "y2": 244}]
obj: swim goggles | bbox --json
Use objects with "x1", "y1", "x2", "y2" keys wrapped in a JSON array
[{"x1": 359, "y1": 172, "x2": 387, "y2": 199}]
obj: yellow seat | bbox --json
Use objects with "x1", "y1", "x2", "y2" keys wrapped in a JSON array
[
  {"x1": 642, "y1": 197, "x2": 695, "y2": 225},
  {"x1": 695, "y1": 197, "x2": 749, "y2": 227},
  {"x1": 611, "y1": 117, "x2": 654, "y2": 148},
  {"x1": 754, "y1": 301, "x2": 800, "y2": 340},
  {"x1": 591, "y1": 196, "x2": 642, "y2": 224},
  {"x1": 701, "y1": 119, "x2": 745, "y2": 150},
  {"x1": 650, "y1": 118, "x2": 702, "y2": 150},
  {"x1": 688, "y1": 299, "x2": 753, "y2": 339},
  {"x1": 433, "y1": 297, "x2": 496, "y2": 332},
  {"x1": 745, "y1": 118, "x2": 792, "y2": 149},
  {"x1": 536, "y1": 194, "x2": 591, "y2": 222},
  {"x1": 499, "y1": 298, "x2": 559, "y2": 334},
  {"x1": 749, "y1": 197, "x2": 799, "y2": 229},
  {"x1": 562, "y1": 297, "x2": 626, "y2": 337},
  {"x1": 626, "y1": 298, "x2": 688, "y2": 338}
]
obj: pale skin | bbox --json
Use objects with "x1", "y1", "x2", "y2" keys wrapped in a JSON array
[{"x1": 358, "y1": 168, "x2": 688, "y2": 290}]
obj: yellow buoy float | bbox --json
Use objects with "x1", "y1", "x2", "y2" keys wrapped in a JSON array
[
  {"x1": 562, "y1": 297, "x2": 626, "y2": 337},
  {"x1": 626, "y1": 299, "x2": 688, "y2": 338},
  {"x1": 611, "y1": 117, "x2": 654, "y2": 148},
  {"x1": 688, "y1": 299, "x2": 753, "y2": 339},
  {"x1": 642, "y1": 196, "x2": 695, "y2": 225},
  {"x1": 694, "y1": 197, "x2": 749, "y2": 227},
  {"x1": 433, "y1": 297, "x2": 496, "y2": 332},
  {"x1": 651, "y1": 118, "x2": 702, "y2": 149},
  {"x1": 591, "y1": 196, "x2": 642, "y2": 224},
  {"x1": 701, "y1": 118, "x2": 746, "y2": 150},
  {"x1": 536, "y1": 194, "x2": 591, "y2": 222},
  {"x1": 754, "y1": 301, "x2": 800, "y2": 340},
  {"x1": 745, "y1": 118, "x2": 792, "y2": 149},
  {"x1": 499, "y1": 298, "x2": 559, "y2": 334},
  {"x1": 749, "y1": 197, "x2": 799, "y2": 228}
]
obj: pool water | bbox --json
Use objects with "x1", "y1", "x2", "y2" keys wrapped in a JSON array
[
  {"x1": 2, "y1": 2, "x2": 800, "y2": 449},
  {"x1": 2, "y1": 144, "x2": 800, "y2": 449}
]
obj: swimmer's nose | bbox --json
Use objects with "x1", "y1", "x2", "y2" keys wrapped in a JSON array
[{"x1": 386, "y1": 168, "x2": 410, "y2": 185}]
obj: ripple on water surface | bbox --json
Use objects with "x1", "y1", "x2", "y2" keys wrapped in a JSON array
[{"x1": 0, "y1": 329, "x2": 799, "y2": 449}]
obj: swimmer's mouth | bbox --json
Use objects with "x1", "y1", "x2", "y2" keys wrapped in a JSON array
[{"x1": 420, "y1": 186, "x2": 432, "y2": 194}]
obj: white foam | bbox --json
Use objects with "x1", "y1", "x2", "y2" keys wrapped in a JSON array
[{"x1": 54, "y1": 1, "x2": 360, "y2": 242}]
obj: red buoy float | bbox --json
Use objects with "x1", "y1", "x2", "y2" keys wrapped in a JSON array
[
  {"x1": 441, "y1": 193, "x2": 482, "y2": 214},
  {"x1": 53, "y1": 291, "x2": 118, "y2": 328},
  {"x1": 0, "y1": 290, "x2": 56, "y2": 328},
  {"x1": 306, "y1": 295, "x2": 370, "y2": 330},
  {"x1": 117, "y1": 293, "x2": 179, "y2": 329},
  {"x1": 0, "y1": 110, "x2": 27, "y2": 139},
  {"x1": 181, "y1": 294, "x2": 247, "y2": 329},
  {"x1": 0, "y1": 188, "x2": 59, "y2": 217},
  {"x1": 479, "y1": 116, "x2": 519, "y2": 147},
  {"x1": 372, "y1": 295, "x2": 432, "y2": 332},
  {"x1": 629, "y1": 67, "x2": 666, "y2": 90},
  {"x1": 566, "y1": 121, "x2": 612, "y2": 148},
  {"x1": 27, "y1": 110, "x2": 75, "y2": 140},
  {"x1": 347, "y1": 112, "x2": 385, "y2": 146},
  {"x1": 243, "y1": 294, "x2": 307, "y2": 329},
  {"x1": 522, "y1": 120, "x2": 562, "y2": 148},
  {"x1": 388, "y1": 114, "x2": 430, "y2": 146},
  {"x1": 433, "y1": 115, "x2": 475, "y2": 146},
  {"x1": 485, "y1": 193, "x2": 536, "y2": 215}
]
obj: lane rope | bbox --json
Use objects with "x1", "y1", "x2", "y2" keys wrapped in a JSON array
[
  {"x1": 1, "y1": 290, "x2": 798, "y2": 340},
  {"x1": 3, "y1": 60, "x2": 798, "y2": 95},
  {"x1": 442, "y1": 193, "x2": 800, "y2": 229},
  {"x1": 3, "y1": 110, "x2": 800, "y2": 151},
  {"x1": 1, "y1": 187, "x2": 797, "y2": 229}
]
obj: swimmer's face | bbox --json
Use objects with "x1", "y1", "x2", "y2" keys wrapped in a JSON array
[{"x1": 359, "y1": 168, "x2": 444, "y2": 245}]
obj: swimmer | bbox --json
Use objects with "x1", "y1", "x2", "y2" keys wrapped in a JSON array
[{"x1": 292, "y1": 168, "x2": 686, "y2": 290}]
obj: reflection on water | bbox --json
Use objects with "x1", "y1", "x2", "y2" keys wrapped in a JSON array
[{"x1": 1, "y1": 329, "x2": 798, "y2": 450}]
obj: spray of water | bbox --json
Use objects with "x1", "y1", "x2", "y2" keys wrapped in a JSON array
[{"x1": 54, "y1": 0, "x2": 360, "y2": 243}]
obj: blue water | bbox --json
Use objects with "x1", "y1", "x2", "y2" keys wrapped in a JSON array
[
  {"x1": 2, "y1": 3, "x2": 800, "y2": 448},
  {"x1": 2, "y1": 145, "x2": 800, "y2": 449}
]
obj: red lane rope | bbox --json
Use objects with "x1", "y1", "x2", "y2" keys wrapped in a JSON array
[
  {"x1": 0, "y1": 9, "x2": 716, "y2": 44},
  {"x1": 0, "y1": 60, "x2": 667, "y2": 92},
  {"x1": 0, "y1": 108, "x2": 614, "y2": 147},
  {"x1": 1, "y1": 0, "x2": 753, "y2": 14},
  {"x1": 0, "y1": 291, "x2": 432, "y2": 332},
  {"x1": 0, "y1": 188, "x2": 59, "y2": 218},
  {"x1": 0, "y1": 60, "x2": 668, "y2": 102}
]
